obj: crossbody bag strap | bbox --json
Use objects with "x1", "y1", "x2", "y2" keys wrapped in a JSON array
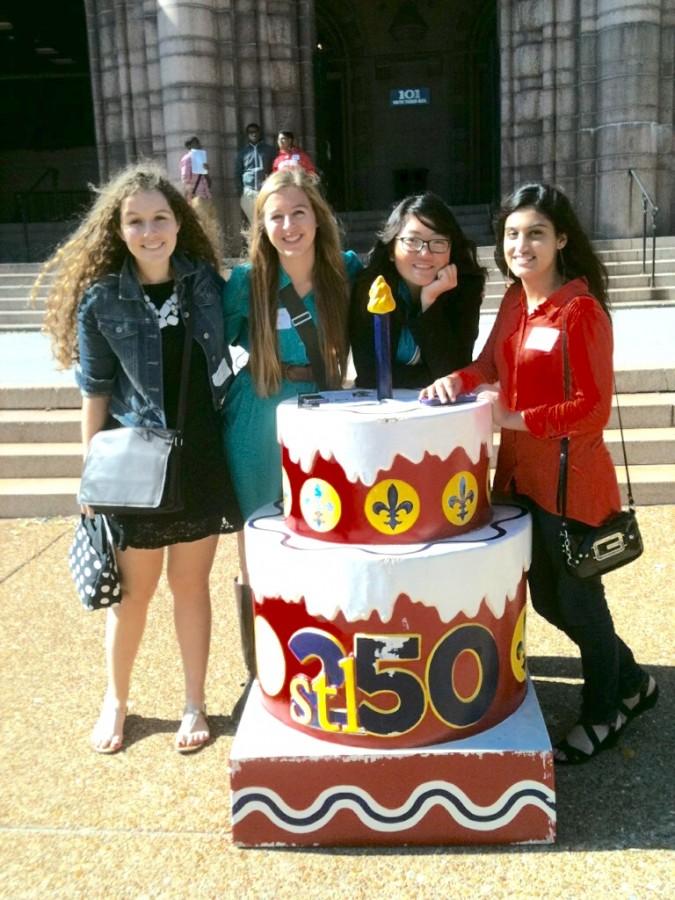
[
  {"x1": 557, "y1": 309, "x2": 571, "y2": 519},
  {"x1": 557, "y1": 300, "x2": 634, "y2": 521},
  {"x1": 279, "y1": 281, "x2": 327, "y2": 390},
  {"x1": 175, "y1": 282, "x2": 195, "y2": 438},
  {"x1": 613, "y1": 372, "x2": 635, "y2": 509}
]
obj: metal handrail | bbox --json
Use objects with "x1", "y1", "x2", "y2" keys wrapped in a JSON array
[{"x1": 628, "y1": 168, "x2": 659, "y2": 286}]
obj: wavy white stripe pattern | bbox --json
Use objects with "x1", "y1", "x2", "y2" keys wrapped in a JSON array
[{"x1": 232, "y1": 779, "x2": 556, "y2": 833}]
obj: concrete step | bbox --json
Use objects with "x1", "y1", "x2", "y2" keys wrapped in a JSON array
[
  {"x1": 0, "y1": 267, "x2": 46, "y2": 288},
  {"x1": 0, "y1": 311, "x2": 45, "y2": 326},
  {"x1": 0, "y1": 385, "x2": 80, "y2": 410},
  {"x1": 0, "y1": 298, "x2": 45, "y2": 310},
  {"x1": 0, "y1": 284, "x2": 47, "y2": 297},
  {"x1": 0, "y1": 477, "x2": 80, "y2": 517},
  {"x1": 0, "y1": 323, "x2": 41, "y2": 333},
  {"x1": 605, "y1": 426, "x2": 675, "y2": 465},
  {"x1": 0, "y1": 442, "x2": 82, "y2": 477},
  {"x1": 616, "y1": 464, "x2": 675, "y2": 506},
  {"x1": 608, "y1": 393, "x2": 675, "y2": 429},
  {"x1": 0, "y1": 408, "x2": 81, "y2": 442}
]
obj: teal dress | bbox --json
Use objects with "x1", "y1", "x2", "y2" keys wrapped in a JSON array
[{"x1": 222, "y1": 251, "x2": 362, "y2": 519}]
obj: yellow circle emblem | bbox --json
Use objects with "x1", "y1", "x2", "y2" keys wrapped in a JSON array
[
  {"x1": 442, "y1": 471, "x2": 479, "y2": 526},
  {"x1": 510, "y1": 606, "x2": 527, "y2": 683},
  {"x1": 300, "y1": 478, "x2": 342, "y2": 532},
  {"x1": 365, "y1": 479, "x2": 420, "y2": 535},
  {"x1": 281, "y1": 467, "x2": 292, "y2": 517}
]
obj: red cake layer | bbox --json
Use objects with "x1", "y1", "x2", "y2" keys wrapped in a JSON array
[
  {"x1": 252, "y1": 581, "x2": 527, "y2": 750},
  {"x1": 282, "y1": 444, "x2": 492, "y2": 544}
]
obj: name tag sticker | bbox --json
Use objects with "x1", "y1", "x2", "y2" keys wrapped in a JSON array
[
  {"x1": 525, "y1": 326, "x2": 559, "y2": 352},
  {"x1": 277, "y1": 308, "x2": 292, "y2": 330},
  {"x1": 212, "y1": 357, "x2": 232, "y2": 387}
]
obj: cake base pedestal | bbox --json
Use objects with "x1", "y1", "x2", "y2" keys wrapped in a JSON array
[{"x1": 230, "y1": 680, "x2": 556, "y2": 847}]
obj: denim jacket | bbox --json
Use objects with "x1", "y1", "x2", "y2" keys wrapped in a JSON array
[{"x1": 76, "y1": 253, "x2": 232, "y2": 428}]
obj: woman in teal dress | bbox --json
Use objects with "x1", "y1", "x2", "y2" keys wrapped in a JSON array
[{"x1": 222, "y1": 168, "x2": 362, "y2": 679}]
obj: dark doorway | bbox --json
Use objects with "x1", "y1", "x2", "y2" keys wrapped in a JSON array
[
  {"x1": 313, "y1": 0, "x2": 499, "y2": 212},
  {"x1": 0, "y1": 0, "x2": 97, "y2": 222},
  {"x1": 313, "y1": 12, "x2": 351, "y2": 210}
]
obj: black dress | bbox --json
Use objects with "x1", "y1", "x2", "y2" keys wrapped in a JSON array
[{"x1": 112, "y1": 281, "x2": 243, "y2": 549}]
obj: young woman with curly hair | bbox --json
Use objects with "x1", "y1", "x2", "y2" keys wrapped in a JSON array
[{"x1": 38, "y1": 162, "x2": 242, "y2": 754}]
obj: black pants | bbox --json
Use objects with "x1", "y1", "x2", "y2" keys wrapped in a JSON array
[{"x1": 525, "y1": 498, "x2": 645, "y2": 724}]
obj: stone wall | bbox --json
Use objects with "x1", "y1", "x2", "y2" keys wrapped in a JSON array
[
  {"x1": 83, "y1": 0, "x2": 315, "y2": 249},
  {"x1": 500, "y1": 0, "x2": 674, "y2": 237}
]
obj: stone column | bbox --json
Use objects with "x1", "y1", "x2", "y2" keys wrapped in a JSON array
[
  {"x1": 85, "y1": 0, "x2": 317, "y2": 249},
  {"x1": 499, "y1": 0, "x2": 673, "y2": 236},
  {"x1": 589, "y1": 0, "x2": 673, "y2": 236}
]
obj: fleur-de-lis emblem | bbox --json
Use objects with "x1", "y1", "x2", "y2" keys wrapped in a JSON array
[
  {"x1": 372, "y1": 482, "x2": 414, "y2": 531},
  {"x1": 447, "y1": 476, "x2": 475, "y2": 521},
  {"x1": 299, "y1": 478, "x2": 342, "y2": 532}
]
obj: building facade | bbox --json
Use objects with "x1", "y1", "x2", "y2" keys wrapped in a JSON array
[{"x1": 5, "y1": 0, "x2": 674, "y2": 246}]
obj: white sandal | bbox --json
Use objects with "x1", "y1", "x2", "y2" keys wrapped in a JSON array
[
  {"x1": 90, "y1": 700, "x2": 127, "y2": 755},
  {"x1": 175, "y1": 705, "x2": 210, "y2": 754}
]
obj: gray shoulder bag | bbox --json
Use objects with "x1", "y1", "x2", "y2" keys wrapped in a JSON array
[{"x1": 78, "y1": 296, "x2": 194, "y2": 515}]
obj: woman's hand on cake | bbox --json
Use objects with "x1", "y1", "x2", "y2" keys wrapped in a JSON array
[
  {"x1": 420, "y1": 263, "x2": 458, "y2": 312},
  {"x1": 419, "y1": 373, "x2": 463, "y2": 404}
]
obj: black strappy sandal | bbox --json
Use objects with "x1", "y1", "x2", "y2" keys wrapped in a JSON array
[
  {"x1": 618, "y1": 675, "x2": 659, "y2": 723},
  {"x1": 553, "y1": 720, "x2": 621, "y2": 766}
]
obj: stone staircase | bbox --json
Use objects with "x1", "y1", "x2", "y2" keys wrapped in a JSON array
[
  {"x1": 1, "y1": 235, "x2": 674, "y2": 517},
  {"x1": 479, "y1": 238, "x2": 675, "y2": 310},
  {"x1": 0, "y1": 373, "x2": 673, "y2": 518},
  {"x1": 5, "y1": 236, "x2": 674, "y2": 333}
]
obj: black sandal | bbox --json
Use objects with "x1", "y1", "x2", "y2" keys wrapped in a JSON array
[
  {"x1": 618, "y1": 675, "x2": 659, "y2": 723},
  {"x1": 554, "y1": 720, "x2": 620, "y2": 765}
]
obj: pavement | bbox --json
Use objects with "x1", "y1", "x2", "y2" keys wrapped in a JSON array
[
  {"x1": 0, "y1": 513, "x2": 673, "y2": 899},
  {"x1": 0, "y1": 311, "x2": 673, "y2": 897},
  {"x1": 2, "y1": 305, "x2": 675, "y2": 386}
]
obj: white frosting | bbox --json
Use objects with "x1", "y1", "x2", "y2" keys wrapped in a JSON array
[
  {"x1": 246, "y1": 505, "x2": 531, "y2": 624},
  {"x1": 277, "y1": 390, "x2": 492, "y2": 486}
]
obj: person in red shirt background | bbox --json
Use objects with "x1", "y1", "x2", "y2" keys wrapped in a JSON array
[
  {"x1": 272, "y1": 131, "x2": 317, "y2": 175},
  {"x1": 421, "y1": 183, "x2": 658, "y2": 764}
]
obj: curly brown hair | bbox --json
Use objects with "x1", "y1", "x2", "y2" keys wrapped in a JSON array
[
  {"x1": 246, "y1": 168, "x2": 349, "y2": 397},
  {"x1": 36, "y1": 161, "x2": 220, "y2": 368}
]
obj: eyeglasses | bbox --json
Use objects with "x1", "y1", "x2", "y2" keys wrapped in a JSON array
[{"x1": 397, "y1": 236, "x2": 450, "y2": 254}]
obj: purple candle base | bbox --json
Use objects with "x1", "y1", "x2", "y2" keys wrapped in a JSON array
[{"x1": 374, "y1": 314, "x2": 393, "y2": 400}]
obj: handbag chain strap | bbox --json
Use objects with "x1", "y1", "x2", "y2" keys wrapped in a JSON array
[
  {"x1": 279, "y1": 282, "x2": 327, "y2": 390},
  {"x1": 558, "y1": 302, "x2": 635, "y2": 565}
]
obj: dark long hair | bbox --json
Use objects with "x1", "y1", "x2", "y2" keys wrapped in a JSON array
[
  {"x1": 493, "y1": 183, "x2": 610, "y2": 315},
  {"x1": 364, "y1": 192, "x2": 484, "y2": 286}
]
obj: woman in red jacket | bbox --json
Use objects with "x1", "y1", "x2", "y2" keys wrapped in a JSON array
[{"x1": 421, "y1": 183, "x2": 658, "y2": 764}]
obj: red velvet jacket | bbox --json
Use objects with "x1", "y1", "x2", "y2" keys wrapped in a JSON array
[{"x1": 457, "y1": 277, "x2": 620, "y2": 526}]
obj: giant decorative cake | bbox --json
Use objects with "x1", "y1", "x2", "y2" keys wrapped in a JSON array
[{"x1": 244, "y1": 389, "x2": 533, "y2": 750}]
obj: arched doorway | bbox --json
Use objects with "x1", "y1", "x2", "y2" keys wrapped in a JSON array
[{"x1": 314, "y1": 0, "x2": 499, "y2": 212}]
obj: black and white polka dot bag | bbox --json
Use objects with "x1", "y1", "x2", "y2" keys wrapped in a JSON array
[{"x1": 68, "y1": 514, "x2": 121, "y2": 611}]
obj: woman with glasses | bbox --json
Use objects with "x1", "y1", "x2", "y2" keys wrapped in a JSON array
[{"x1": 349, "y1": 192, "x2": 485, "y2": 389}]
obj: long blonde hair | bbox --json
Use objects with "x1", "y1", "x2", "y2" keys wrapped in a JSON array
[
  {"x1": 36, "y1": 161, "x2": 219, "y2": 368},
  {"x1": 247, "y1": 169, "x2": 350, "y2": 397}
]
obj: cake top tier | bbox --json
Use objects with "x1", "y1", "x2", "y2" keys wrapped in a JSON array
[{"x1": 277, "y1": 389, "x2": 492, "y2": 487}]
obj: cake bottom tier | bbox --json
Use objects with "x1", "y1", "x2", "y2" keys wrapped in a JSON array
[
  {"x1": 245, "y1": 504, "x2": 532, "y2": 749},
  {"x1": 230, "y1": 681, "x2": 556, "y2": 847}
]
